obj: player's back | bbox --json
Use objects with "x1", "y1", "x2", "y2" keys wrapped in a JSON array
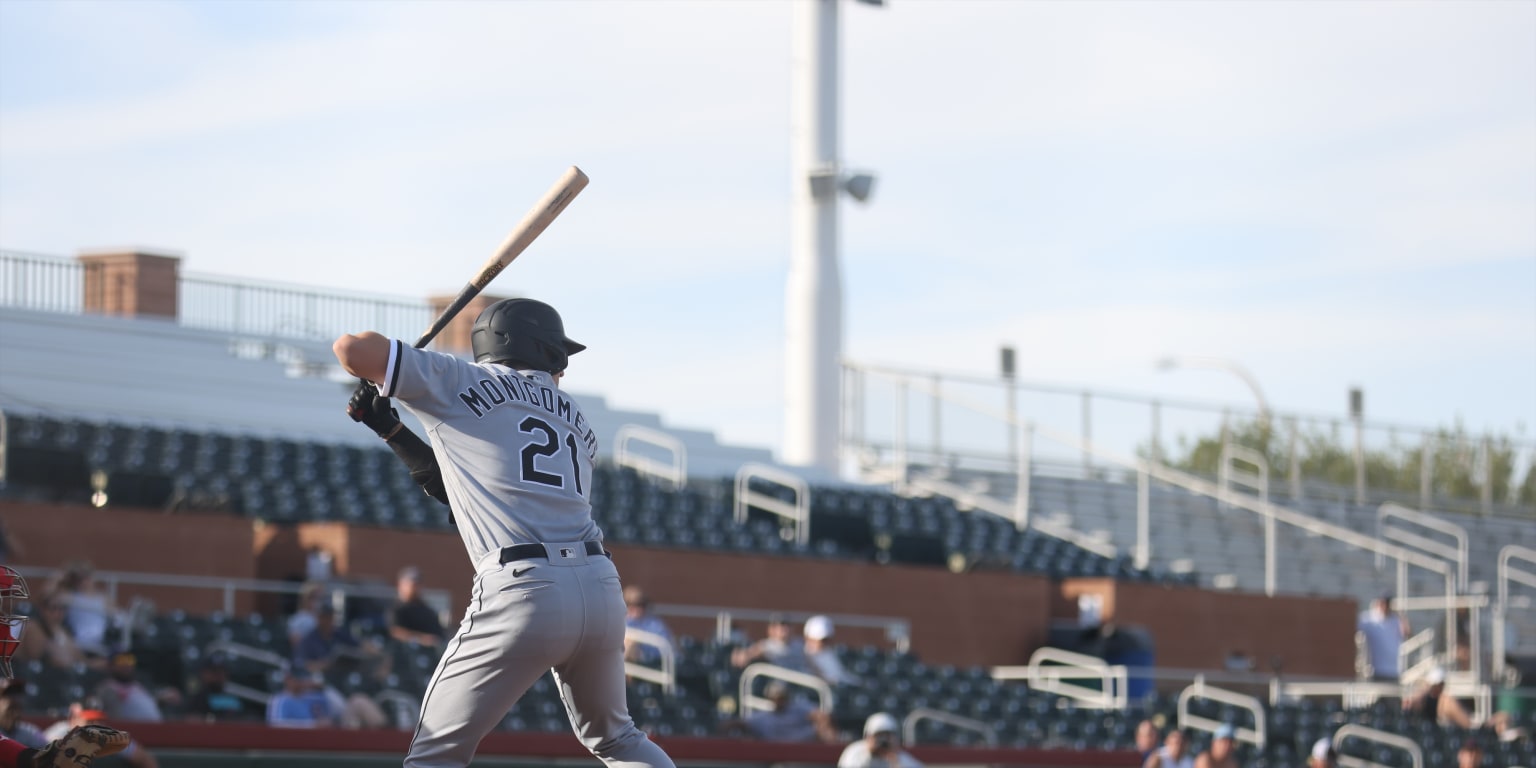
[{"x1": 385, "y1": 345, "x2": 602, "y2": 559}]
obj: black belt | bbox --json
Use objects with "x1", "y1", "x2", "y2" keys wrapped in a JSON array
[{"x1": 499, "y1": 540, "x2": 608, "y2": 565}]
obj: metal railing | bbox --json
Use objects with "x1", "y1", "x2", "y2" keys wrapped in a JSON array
[
  {"x1": 1332, "y1": 724, "x2": 1423, "y2": 768},
  {"x1": 1221, "y1": 443, "x2": 1274, "y2": 594},
  {"x1": 1177, "y1": 677, "x2": 1267, "y2": 747},
  {"x1": 1495, "y1": 545, "x2": 1536, "y2": 685},
  {"x1": 901, "y1": 708, "x2": 996, "y2": 747},
  {"x1": 651, "y1": 603, "x2": 910, "y2": 653},
  {"x1": 843, "y1": 360, "x2": 1536, "y2": 518},
  {"x1": 992, "y1": 647, "x2": 1128, "y2": 710},
  {"x1": 738, "y1": 663, "x2": 833, "y2": 717},
  {"x1": 621, "y1": 626, "x2": 677, "y2": 695},
  {"x1": 733, "y1": 463, "x2": 810, "y2": 547},
  {"x1": 1377, "y1": 503, "x2": 1469, "y2": 592},
  {"x1": 0, "y1": 250, "x2": 432, "y2": 344},
  {"x1": 614, "y1": 425, "x2": 686, "y2": 489},
  {"x1": 6, "y1": 565, "x2": 454, "y2": 620}
]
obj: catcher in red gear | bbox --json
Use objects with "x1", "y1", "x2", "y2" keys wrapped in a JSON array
[{"x1": 1, "y1": 566, "x2": 130, "y2": 768}]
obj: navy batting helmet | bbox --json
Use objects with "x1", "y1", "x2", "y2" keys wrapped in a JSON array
[{"x1": 470, "y1": 298, "x2": 586, "y2": 373}]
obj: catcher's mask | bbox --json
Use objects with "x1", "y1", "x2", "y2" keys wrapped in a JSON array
[
  {"x1": 0, "y1": 565, "x2": 28, "y2": 678},
  {"x1": 470, "y1": 298, "x2": 585, "y2": 374}
]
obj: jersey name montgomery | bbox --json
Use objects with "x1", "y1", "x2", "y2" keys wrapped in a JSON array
[{"x1": 457, "y1": 372, "x2": 598, "y2": 456}]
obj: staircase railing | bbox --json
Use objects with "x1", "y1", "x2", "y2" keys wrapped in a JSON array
[
  {"x1": 992, "y1": 647, "x2": 1128, "y2": 711},
  {"x1": 614, "y1": 424, "x2": 687, "y2": 489},
  {"x1": 733, "y1": 463, "x2": 810, "y2": 547}
]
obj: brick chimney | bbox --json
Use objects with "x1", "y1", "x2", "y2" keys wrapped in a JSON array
[
  {"x1": 77, "y1": 249, "x2": 181, "y2": 319},
  {"x1": 427, "y1": 293, "x2": 511, "y2": 356}
]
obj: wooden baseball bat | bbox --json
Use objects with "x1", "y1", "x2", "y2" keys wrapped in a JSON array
[{"x1": 414, "y1": 165, "x2": 589, "y2": 349}]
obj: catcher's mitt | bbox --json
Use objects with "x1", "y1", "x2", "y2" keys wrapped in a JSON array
[{"x1": 31, "y1": 725, "x2": 130, "y2": 768}]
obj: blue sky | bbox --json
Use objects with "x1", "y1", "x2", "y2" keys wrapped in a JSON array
[{"x1": 1, "y1": 0, "x2": 1532, "y2": 467}]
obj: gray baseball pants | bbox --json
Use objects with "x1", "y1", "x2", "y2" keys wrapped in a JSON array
[{"x1": 405, "y1": 543, "x2": 675, "y2": 768}]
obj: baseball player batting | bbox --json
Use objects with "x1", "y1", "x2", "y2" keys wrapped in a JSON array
[{"x1": 334, "y1": 299, "x2": 676, "y2": 768}]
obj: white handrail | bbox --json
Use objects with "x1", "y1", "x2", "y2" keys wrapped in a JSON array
[
  {"x1": 992, "y1": 646, "x2": 1127, "y2": 710},
  {"x1": 1221, "y1": 443, "x2": 1273, "y2": 594},
  {"x1": 733, "y1": 463, "x2": 810, "y2": 547},
  {"x1": 898, "y1": 470, "x2": 1118, "y2": 558},
  {"x1": 1332, "y1": 724, "x2": 1423, "y2": 768},
  {"x1": 614, "y1": 424, "x2": 686, "y2": 489},
  {"x1": 1177, "y1": 677, "x2": 1266, "y2": 747},
  {"x1": 846, "y1": 364, "x2": 1463, "y2": 586},
  {"x1": 1495, "y1": 545, "x2": 1536, "y2": 685},
  {"x1": 901, "y1": 707, "x2": 996, "y2": 747},
  {"x1": 621, "y1": 626, "x2": 676, "y2": 695},
  {"x1": 1377, "y1": 503, "x2": 1468, "y2": 591},
  {"x1": 738, "y1": 662, "x2": 833, "y2": 716}
]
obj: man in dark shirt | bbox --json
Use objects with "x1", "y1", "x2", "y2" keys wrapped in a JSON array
[
  {"x1": 184, "y1": 656, "x2": 256, "y2": 723},
  {"x1": 389, "y1": 567, "x2": 444, "y2": 647}
]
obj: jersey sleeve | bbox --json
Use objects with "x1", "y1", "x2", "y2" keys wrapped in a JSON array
[{"x1": 378, "y1": 340, "x2": 472, "y2": 415}]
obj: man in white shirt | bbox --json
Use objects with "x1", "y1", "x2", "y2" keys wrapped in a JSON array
[
  {"x1": 1358, "y1": 594, "x2": 1409, "y2": 682},
  {"x1": 838, "y1": 712, "x2": 922, "y2": 768}
]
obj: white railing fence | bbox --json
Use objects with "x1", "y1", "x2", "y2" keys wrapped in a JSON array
[
  {"x1": 901, "y1": 707, "x2": 997, "y2": 747},
  {"x1": 1177, "y1": 678, "x2": 1267, "y2": 747},
  {"x1": 733, "y1": 462, "x2": 810, "y2": 547},
  {"x1": 738, "y1": 662, "x2": 833, "y2": 718},
  {"x1": 614, "y1": 424, "x2": 687, "y2": 489},
  {"x1": 621, "y1": 626, "x2": 677, "y2": 695},
  {"x1": 992, "y1": 646, "x2": 1128, "y2": 711},
  {"x1": 1332, "y1": 724, "x2": 1423, "y2": 768}
]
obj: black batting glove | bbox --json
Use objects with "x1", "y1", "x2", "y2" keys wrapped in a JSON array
[{"x1": 347, "y1": 381, "x2": 403, "y2": 440}]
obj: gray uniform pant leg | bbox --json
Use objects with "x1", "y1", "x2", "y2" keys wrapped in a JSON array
[
  {"x1": 405, "y1": 566, "x2": 563, "y2": 768},
  {"x1": 554, "y1": 557, "x2": 676, "y2": 768}
]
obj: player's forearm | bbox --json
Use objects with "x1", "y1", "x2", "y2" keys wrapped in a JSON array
[{"x1": 333, "y1": 332, "x2": 392, "y2": 383}]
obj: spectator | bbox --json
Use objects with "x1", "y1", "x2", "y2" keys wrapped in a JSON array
[
  {"x1": 1308, "y1": 737, "x2": 1336, "y2": 768},
  {"x1": 0, "y1": 681, "x2": 46, "y2": 748},
  {"x1": 93, "y1": 653, "x2": 178, "y2": 723},
  {"x1": 294, "y1": 604, "x2": 363, "y2": 675},
  {"x1": 622, "y1": 586, "x2": 672, "y2": 665},
  {"x1": 1457, "y1": 738, "x2": 1482, "y2": 768},
  {"x1": 731, "y1": 614, "x2": 807, "y2": 672},
  {"x1": 1193, "y1": 724, "x2": 1237, "y2": 768},
  {"x1": 1135, "y1": 719, "x2": 1161, "y2": 765},
  {"x1": 1357, "y1": 594, "x2": 1407, "y2": 682},
  {"x1": 183, "y1": 655, "x2": 256, "y2": 723},
  {"x1": 286, "y1": 582, "x2": 327, "y2": 651},
  {"x1": 803, "y1": 615, "x2": 859, "y2": 687},
  {"x1": 56, "y1": 560, "x2": 121, "y2": 658},
  {"x1": 289, "y1": 606, "x2": 389, "y2": 730},
  {"x1": 15, "y1": 595, "x2": 92, "y2": 670},
  {"x1": 1402, "y1": 666, "x2": 1474, "y2": 728},
  {"x1": 389, "y1": 567, "x2": 444, "y2": 647},
  {"x1": 837, "y1": 711, "x2": 923, "y2": 768},
  {"x1": 40, "y1": 704, "x2": 158, "y2": 768},
  {"x1": 720, "y1": 681, "x2": 836, "y2": 743},
  {"x1": 266, "y1": 669, "x2": 336, "y2": 729},
  {"x1": 1144, "y1": 728, "x2": 1194, "y2": 768},
  {"x1": 305, "y1": 545, "x2": 335, "y2": 584}
]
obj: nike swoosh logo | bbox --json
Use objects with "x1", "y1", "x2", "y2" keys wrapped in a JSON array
[{"x1": 513, "y1": 567, "x2": 534, "y2": 577}]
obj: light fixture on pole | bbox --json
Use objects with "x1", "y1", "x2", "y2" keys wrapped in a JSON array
[{"x1": 1156, "y1": 355, "x2": 1272, "y2": 431}]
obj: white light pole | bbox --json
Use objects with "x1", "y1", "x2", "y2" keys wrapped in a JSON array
[
  {"x1": 1156, "y1": 355, "x2": 1272, "y2": 431},
  {"x1": 784, "y1": 0, "x2": 879, "y2": 473}
]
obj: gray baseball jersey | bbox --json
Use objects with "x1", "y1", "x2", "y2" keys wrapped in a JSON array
[
  {"x1": 379, "y1": 340, "x2": 602, "y2": 560},
  {"x1": 376, "y1": 340, "x2": 674, "y2": 768}
]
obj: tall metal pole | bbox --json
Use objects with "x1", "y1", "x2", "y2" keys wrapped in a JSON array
[{"x1": 785, "y1": 0, "x2": 842, "y2": 473}]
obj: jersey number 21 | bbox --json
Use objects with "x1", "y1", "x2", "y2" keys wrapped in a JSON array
[{"x1": 518, "y1": 416, "x2": 584, "y2": 497}]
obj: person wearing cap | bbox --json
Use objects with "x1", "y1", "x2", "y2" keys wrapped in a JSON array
[
  {"x1": 1144, "y1": 727, "x2": 1194, "y2": 768},
  {"x1": 803, "y1": 616, "x2": 859, "y2": 687},
  {"x1": 1306, "y1": 737, "x2": 1337, "y2": 768},
  {"x1": 731, "y1": 614, "x2": 808, "y2": 672},
  {"x1": 837, "y1": 712, "x2": 923, "y2": 768},
  {"x1": 1358, "y1": 594, "x2": 1408, "y2": 682},
  {"x1": 389, "y1": 566, "x2": 444, "y2": 647},
  {"x1": 267, "y1": 668, "x2": 337, "y2": 729},
  {"x1": 1193, "y1": 724, "x2": 1238, "y2": 768},
  {"x1": 718, "y1": 681, "x2": 836, "y2": 744},
  {"x1": 1456, "y1": 738, "x2": 1483, "y2": 768},
  {"x1": 92, "y1": 654, "x2": 174, "y2": 723},
  {"x1": 183, "y1": 656, "x2": 255, "y2": 723},
  {"x1": 1401, "y1": 666, "x2": 1474, "y2": 728},
  {"x1": 622, "y1": 586, "x2": 673, "y2": 666}
]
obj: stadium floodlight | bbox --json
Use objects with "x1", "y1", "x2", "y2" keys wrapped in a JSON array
[
  {"x1": 1156, "y1": 355, "x2": 1272, "y2": 431},
  {"x1": 842, "y1": 173, "x2": 876, "y2": 203}
]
